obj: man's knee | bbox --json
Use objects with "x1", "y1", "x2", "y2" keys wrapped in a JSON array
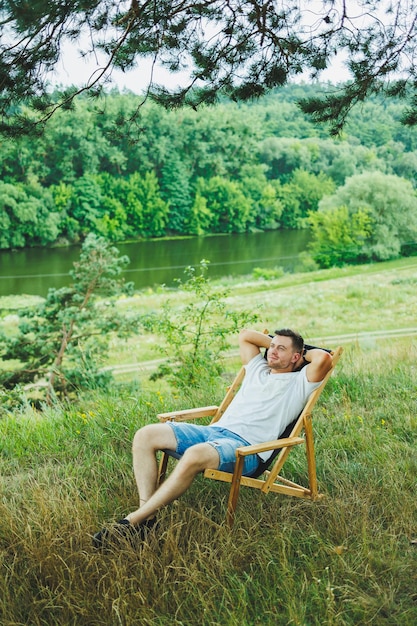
[
  {"x1": 132, "y1": 423, "x2": 175, "y2": 453},
  {"x1": 133, "y1": 423, "x2": 152, "y2": 447},
  {"x1": 180, "y1": 443, "x2": 220, "y2": 473}
]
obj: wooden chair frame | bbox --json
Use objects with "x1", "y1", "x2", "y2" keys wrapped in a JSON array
[{"x1": 157, "y1": 346, "x2": 343, "y2": 527}]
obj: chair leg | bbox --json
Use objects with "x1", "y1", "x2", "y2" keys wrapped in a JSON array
[
  {"x1": 158, "y1": 451, "x2": 169, "y2": 486},
  {"x1": 226, "y1": 455, "x2": 245, "y2": 528},
  {"x1": 304, "y1": 414, "x2": 319, "y2": 499}
]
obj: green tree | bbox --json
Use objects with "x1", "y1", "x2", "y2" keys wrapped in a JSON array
[
  {"x1": 309, "y1": 172, "x2": 417, "y2": 266},
  {"x1": 259, "y1": 137, "x2": 315, "y2": 183},
  {"x1": 66, "y1": 174, "x2": 104, "y2": 237},
  {"x1": 160, "y1": 150, "x2": 193, "y2": 233},
  {"x1": 50, "y1": 181, "x2": 79, "y2": 243},
  {"x1": 186, "y1": 192, "x2": 214, "y2": 236},
  {"x1": 277, "y1": 169, "x2": 336, "y2": 229},
  {"x1": 40, "y1": 103, "x2": 109, "y2": 184},
  {"x1": 180, "y1": 104, "x2": 261, "y2": 182},
  {"x1": 258, "y1": 136, "x2": 387, "y2": 187},
  {"x1": 308, "y1": 205, "x2": 372, "y2": 267},
  {"x1": 197, "y1": 176, "x2": 252, "y2": 233},
  {"x1": 2, "y1": 87, "x2": 417, "y2": 251},
  {"x1": 0, "y1": 180, "x2": 60, "y2": 248},
  {"x1": 377, "y1": 141, "x2": 417, "y2": 183},
  {"x1": 135, "y1": 171, "x2": 169, "y2": 237},
  {"x1": 1, "y1": 2, "x2": 416, "y2": 135},
  {"x1": 0, "y1": 235, "x2": 139, "y2": 402},
  {"x1": 90, "y1": 173, "x2": 128, "y2": 241},
  {"x1": 239, "y1": 164, "x2": 283, "y2": 230}
]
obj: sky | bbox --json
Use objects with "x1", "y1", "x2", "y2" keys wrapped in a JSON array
[
  {"x1": 54, "y1": 43, "x2": 351, "y2": 94},
  {"x1": 54, "y1": 43, "x2": 188, "y2": 94}
]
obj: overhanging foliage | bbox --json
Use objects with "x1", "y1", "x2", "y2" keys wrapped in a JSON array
[{"x1": 1, "y1": 1, "x2": 416, "y2": 134}]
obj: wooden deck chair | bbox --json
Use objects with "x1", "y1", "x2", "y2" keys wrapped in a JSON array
[{"x1": 157, "y1": 344, "x2": 343, "y2": 527}]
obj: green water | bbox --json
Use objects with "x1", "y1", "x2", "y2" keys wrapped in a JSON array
[{"x1": 0, "y1": 230, "x2": 310, "y2": 297}]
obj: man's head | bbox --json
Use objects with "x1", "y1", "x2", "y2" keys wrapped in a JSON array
[{"x1": 267, "y1": 328, "x2": 305, "y2": 373}]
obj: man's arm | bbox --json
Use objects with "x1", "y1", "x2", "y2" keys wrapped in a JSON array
[
  {"x1": 301, "y1": 348, "x2": 333, "y2": 383},
  {"x1": 238, "y1": 329, "x2": 271, "y2": 364}
]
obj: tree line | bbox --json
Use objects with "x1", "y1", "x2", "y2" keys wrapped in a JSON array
[{"x1": 1, "y1": 83, "x2": 417, "y2": 265}]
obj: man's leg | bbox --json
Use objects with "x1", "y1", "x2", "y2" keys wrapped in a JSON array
[
  {"x1": 126, "y1": 440, "x2": 220, "y2": 526},
  {"x1": 92, "y1": 422, "x2": 220, "y2": 548},
  {"x1": 131, "y1": 423, "x2": 178, "y2": 509}
]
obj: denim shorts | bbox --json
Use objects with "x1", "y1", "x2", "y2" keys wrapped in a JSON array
[{"x1": 167, "y1": 422, "x2": 260, "y2": 476}]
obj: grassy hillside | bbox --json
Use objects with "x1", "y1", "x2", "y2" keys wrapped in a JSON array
[
  {"x1": 102, "y1": 256, "x2": 417, "y2": 378},
  {"x1": 1, "y1": 259, "x2": 416, "y2": 625}
]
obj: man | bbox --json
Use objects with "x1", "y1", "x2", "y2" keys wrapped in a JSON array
[{"x1": 93, "y1": 328, "x2": 333, "y2": 548}]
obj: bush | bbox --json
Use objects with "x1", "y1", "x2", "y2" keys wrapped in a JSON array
[
  {"x1": 149, "y1": 260, "x2": 259, "y2": 391},
  {"x1": 252, "y1": 266, "x2": 285, "y2": 280}
]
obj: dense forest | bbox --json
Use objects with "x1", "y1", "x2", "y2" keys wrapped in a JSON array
[{"x1": 1, "y1": 83, "x2": 417, "y2": 264}]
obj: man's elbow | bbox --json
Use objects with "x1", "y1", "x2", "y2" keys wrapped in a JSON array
[
  {"x1": 239, "y1": 329, "x2": 251, "y2": 343},
  {"x1": 319, "y1": 350, "x2": 333, "y2": 374},
  {"x1": 307, "y1": 350, "x2": 333, "y2": 382}
]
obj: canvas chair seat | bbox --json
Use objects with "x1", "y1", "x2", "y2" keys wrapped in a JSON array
[{"x1": 157, "y1": 344, "x2": 343, "y2": 527}]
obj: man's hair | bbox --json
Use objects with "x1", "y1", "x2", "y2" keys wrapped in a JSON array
[{"x1": 274, "y1": 328, "x2": 304, "y2": 354}]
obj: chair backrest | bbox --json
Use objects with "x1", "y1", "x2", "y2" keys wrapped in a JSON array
[
  {"x1": 260, "y1": 345, "x2": 343, "y2": 490},
  {"x1": 209, "y1": 366, "x2": 246, "y2": 424}
]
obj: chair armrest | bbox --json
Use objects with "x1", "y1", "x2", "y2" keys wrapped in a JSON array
[
  {"x1": 157, "y1": 406, "x2": 219, "y2": 422},
  {"x1": 235, "y1": 436, "x2": 305, "y2": 456}
]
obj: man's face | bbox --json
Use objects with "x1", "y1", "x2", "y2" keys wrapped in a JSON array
[{"x1": 267, "y1": 335, "x2": 300, "y2": 372}]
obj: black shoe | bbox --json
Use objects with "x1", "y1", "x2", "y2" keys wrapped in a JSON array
[{"x1": 92, "y1": 517, "x2": 157, "y2": 549}]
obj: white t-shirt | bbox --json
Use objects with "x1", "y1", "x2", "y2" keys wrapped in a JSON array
[{"x1": 213, "y1": 353, "x2": 322, "y2": 461}]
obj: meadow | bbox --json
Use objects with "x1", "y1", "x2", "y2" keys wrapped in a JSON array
[{"x1": 1, "y1": 258, "x2": 417, "y2": 625}]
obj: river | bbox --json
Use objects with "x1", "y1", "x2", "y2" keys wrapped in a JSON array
[{"x1": 0, "y1": 230, "x2": 310, "y2": 297}]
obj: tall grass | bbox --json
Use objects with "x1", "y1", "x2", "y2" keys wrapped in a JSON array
[
  {"x1": 1, "y1": 259, "x2": 417, "y2": 624},
  {"x1": 1, "y1": 337, "x2": 416, "y2": 625}
]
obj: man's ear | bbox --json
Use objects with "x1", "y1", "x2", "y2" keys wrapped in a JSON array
[{"x1": 293, "y1": 353, "x2": 307, "y2": 371}]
